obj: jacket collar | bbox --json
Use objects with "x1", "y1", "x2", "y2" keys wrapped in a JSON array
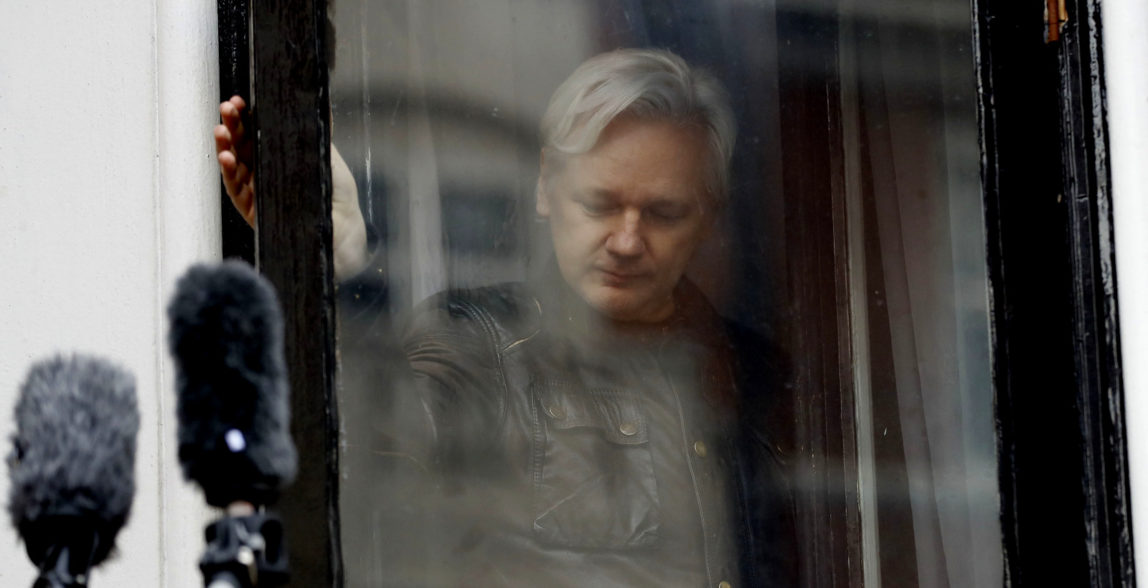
[{"x1": 528, "y1": 260, "x2": 728, "y2": 347}]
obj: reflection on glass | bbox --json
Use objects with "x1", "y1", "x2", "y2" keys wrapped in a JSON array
[
  {"x1": 327, "y1": 1, "x2": 999, "y2": 587},
  {"x1": 835, "y1": 0, "x2": 1001, "y2": 586}
]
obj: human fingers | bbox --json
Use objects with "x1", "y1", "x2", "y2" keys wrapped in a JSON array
[
  {"x1": 219, "y1": 99, "x2": 238, "y2": 125},
  {"x1": 219, "y1": 95, "x2": 246, "y2": 120},
  {"x1": 218, "y1": 148, "x2": 237, "y2": 174},
  {"x1": 215, "y1": 125, "x2": 243, "y2": 194},
  {"x1": 219, "y1": 101, "x2": 246, "y2": 142},
  {"x1": 227, "y1": 95, "x2": 247, "y2": 113},
  {"x1": 218, "y1": 150, "x2": 241, "y2": 198},
  {"x1": 214, "y1": 124, "x2": 234, "y2": 158},
  {"x1": 218, "y1": 151, "x2": 256, "y2": 228},
  {"x1": 220, "y1": 99, "x2": 253, "y2": 166}
]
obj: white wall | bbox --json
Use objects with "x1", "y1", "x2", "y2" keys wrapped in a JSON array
[
  {"x1": 1103, "y1": 0, "x2": 1148, "y2": 583},
  {"x1": 0, "y1": 0, "x2": 219, "y2": 585}
]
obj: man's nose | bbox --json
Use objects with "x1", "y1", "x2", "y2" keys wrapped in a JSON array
[{"x1": 605, "y1": 210, "x2": 645, "y2": 257}]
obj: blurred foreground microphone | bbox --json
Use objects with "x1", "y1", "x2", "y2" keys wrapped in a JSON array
[
  {"x1": 167, "y1": 261, "x2": 295, "y2": 587},
  {"x1": 168, "y1": 261, "x2": 296, "y2": 507},
  {"x1": 7, "y1": 355, "x2": 139, "y2": 588}
]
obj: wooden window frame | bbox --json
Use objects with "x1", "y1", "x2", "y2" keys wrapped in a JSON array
[
  {"x1": 219, "y1": 0, "x2": 342, "y2": 585},
  {"x1": 975, "y1": 0, "x2": 1133, "y2": 584}
]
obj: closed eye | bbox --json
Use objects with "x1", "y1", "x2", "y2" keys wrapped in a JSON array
[
  {"x1": 578, "y1": 200, "x2": 618, "y2": 216},
  {"x1": 645, "y1": 204, "x2": 689, "y2": 222}
]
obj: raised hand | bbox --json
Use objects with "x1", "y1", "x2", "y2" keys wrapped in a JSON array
[
  {"x1": 213, "y1": 95, "x2": 368, "y2": 278},
  {"x1": 214, "y1": 96, "x2": 255, "y2": 227}
]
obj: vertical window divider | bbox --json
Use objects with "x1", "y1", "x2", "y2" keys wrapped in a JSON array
[{"x1": 249, "y1": 0, "x2": 344, "y2": 585}]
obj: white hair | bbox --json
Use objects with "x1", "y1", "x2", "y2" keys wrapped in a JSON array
[{"x1": 540, "y1": 48, "x2": 736, "y2": 202}]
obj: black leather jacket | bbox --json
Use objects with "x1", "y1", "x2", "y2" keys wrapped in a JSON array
[{"x1": 341, "y1": 271, "x2": 797, "y2": 587}]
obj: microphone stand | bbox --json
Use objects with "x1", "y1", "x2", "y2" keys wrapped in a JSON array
[
  {"x1": 27, "y1": 516, "x2": 105, "y2": 588},
  {"x1": 198, "y1": 502, "x2": 288, "y2": 588},
  {"x1": 33, "y1": 544, "x2": 95, "y2": 588}
]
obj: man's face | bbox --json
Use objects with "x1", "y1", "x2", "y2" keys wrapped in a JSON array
[{"x1": 537, "y1": 116, "x2": 715, "y2": 323}]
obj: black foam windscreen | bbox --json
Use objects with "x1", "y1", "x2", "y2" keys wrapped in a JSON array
[
  {"x1": 6, "y1": 354, "x2": 139, "y2": 569},
  {"x1": 167, "y1": 260, "x2": 297, "y2": 508}
]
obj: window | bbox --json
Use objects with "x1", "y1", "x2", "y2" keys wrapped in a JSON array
[{"x1": 225, "y1": 0, "x2": 1132, "y2": 585}]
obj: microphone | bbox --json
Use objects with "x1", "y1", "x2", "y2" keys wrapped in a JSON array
[
  {"x1": 167, "y1": 260, "x2": 296, "y2": 508},
  {"x1": 167, "y1": 260, "x2": 295, "y2": 587},
  {"x1": 6, "y1": 354, "x2": 139, "y2": 588}
]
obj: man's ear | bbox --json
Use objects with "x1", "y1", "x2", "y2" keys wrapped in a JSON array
[{"x1": 536, "y1": 148, "x2": 552, "y2": 217}]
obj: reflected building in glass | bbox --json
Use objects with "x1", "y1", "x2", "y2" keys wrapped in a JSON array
[{"x1": 327, "y1": 1, "x2": 1000, "y2": 586}]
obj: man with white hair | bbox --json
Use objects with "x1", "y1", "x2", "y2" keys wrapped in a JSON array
[{"x1": 217, "y1": 48, "x2": 796, "y2": 587}]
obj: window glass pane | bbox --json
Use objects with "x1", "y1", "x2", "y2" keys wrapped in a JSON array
[
  {"x1": 325, "y1": 1, "x2": 1000, "y2": 586},
  {"x1": 838, "y1": 1, "x2": 1001, "y2": 586}
]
